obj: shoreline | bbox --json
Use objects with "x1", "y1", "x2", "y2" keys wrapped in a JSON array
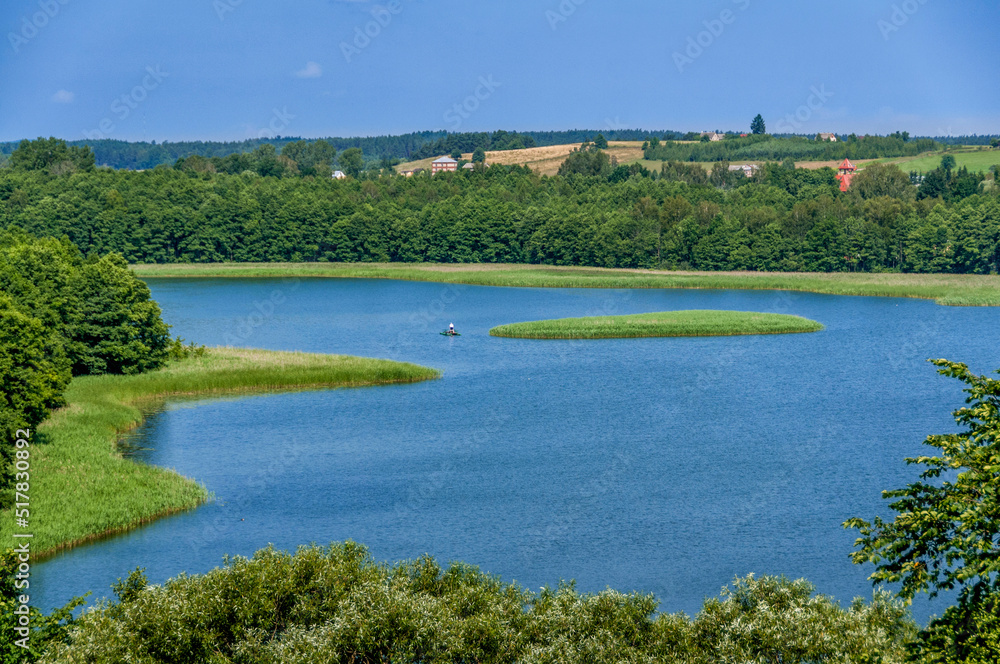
[
  {"x1": 0, "y1": 347, "x2": 440, "y2": 559},
  {"x1": 130, "y1": 262, "x2": 1000, "y2": 307}
]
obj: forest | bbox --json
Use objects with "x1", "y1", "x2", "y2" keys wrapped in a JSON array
[
  {"x1": 0, "y1": 129, "x2": 669, "y2": 171},
  {"x1": 2, "y1": 139, "x2": 998, "y2": 274}
]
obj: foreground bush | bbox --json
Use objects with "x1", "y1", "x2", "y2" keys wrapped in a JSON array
[{"x1": 41, "y1": 543, "x2": 915, "y2": 664}]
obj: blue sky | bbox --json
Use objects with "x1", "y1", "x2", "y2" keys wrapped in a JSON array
[{"x1": 1, "y1": 0, "x2": 996, "y2": 142}]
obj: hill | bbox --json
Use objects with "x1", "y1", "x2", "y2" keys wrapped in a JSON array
[{"x1": 396, "y1": 141, "x2": 648, "y2": 176}]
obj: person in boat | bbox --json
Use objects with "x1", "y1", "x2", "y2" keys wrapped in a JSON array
[{"x1": 448, "y1": 323, "x2": 456, "y2": 335}]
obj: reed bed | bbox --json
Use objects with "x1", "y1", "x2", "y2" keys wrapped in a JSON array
[
  {"x1": 131, "y1": 263, "x2": 1000, "y2": 307},
  {"x1": 490, "y1": 310, "x2": 824, "y2": 339},
  {"x1": 0, "y1": 347, "x2": 439, "y2": 557}
]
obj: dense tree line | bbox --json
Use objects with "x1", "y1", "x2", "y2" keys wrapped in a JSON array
[
  {"x1": 2, "y1": 132, "x2": 993, "y2": 171},
  {"x1": 0, "y1": 229, "x2": 174, "y2": 509},
  {"x1": 2, "y1": 140, "x2": 997, "y2": 274},
  {"x1": 0, "y1": 130, "x2": 677, "y2": 171},
  {"x1": 644, "y1": 134, "x2": 942, "y2": 163}
]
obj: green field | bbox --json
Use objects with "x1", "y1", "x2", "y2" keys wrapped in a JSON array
[
  {"x1": 132, "y1": 263, "x2": 1000, "y2": 307},
  {"x1": 871, "y1": 148, "x2": 1000, "y2": 173},
  {"x1": 490, "y1": 310, "x2": 823, "y2": 339},
  {"x1": 0, "y1": 347, "x2": 439, "y2": 557}
]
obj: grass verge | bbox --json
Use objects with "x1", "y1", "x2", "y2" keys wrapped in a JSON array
[
  {"x1": 0, "y1": 347, "x2": 439, "y2": 558},
  {"x1": 490, "y1": 310, "x2": 823, "y2": 339},
  {"x1": 131, "y1": 263, "x2": 1000, "y2": 307}
]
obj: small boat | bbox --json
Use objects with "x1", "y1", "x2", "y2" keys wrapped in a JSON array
[{"x1": 440, "y1": 331, "x2": 461, "y2": 336}]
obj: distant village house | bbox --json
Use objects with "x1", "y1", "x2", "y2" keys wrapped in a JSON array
[
  {"x1": 431, "y1": 156, "x2": 458, "y2": 174},
  {"x1": 332, "y1": 170, "x2": 347, "y2": 179},
  {"x1": 817, "y1": 133, "x2": 838, "y2": 142},
  {"x1": 701, "y1": 131, "x2": 724, "y2": 142},
  {"x1": 728, "y1": 164, "x2": 759, "y2": 177}
]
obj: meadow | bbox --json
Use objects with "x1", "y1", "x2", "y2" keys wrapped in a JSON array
[
  {"x1": 872, "y1": 147, "x2": 1000, "y2": 173},
  {"x1": 489, "y1": 310, "x2": 823, "y2": 339},
  {"x1": 0, "y1": 347, "x2": 439, "y2": 557},
  {"x1": 132, "y1": 263, "x2": 1000, "y2": 307}
]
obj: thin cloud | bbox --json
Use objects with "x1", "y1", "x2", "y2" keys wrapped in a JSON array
[
  {"x1": 52, "y1": 89, "x2": 75, "y2": 104},
  {"x1": 294, "y1": 61, "x2": 323, "y2": 78}
]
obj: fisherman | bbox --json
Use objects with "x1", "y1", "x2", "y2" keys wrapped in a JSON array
[{"x1": 448, "y1": 323, "x2": 456, "y2": 335}]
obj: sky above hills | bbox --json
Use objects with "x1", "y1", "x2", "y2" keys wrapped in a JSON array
[{"x1": 2, "y1": 0, "x2": 997, "y2": 142}]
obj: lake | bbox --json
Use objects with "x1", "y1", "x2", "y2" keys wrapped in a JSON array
[{"x1": 36, "y1": 278, "x2": 1000, "y2": 622}]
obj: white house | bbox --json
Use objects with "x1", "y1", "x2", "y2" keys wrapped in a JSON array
[
  {"x1": 817, "y1": 133, "x2": 838, "y2": 142},
  {"x1": 332, "y1": 170, "x2": 347, "y2": 179},
  {"x1": 728, "y1": 164, "x2": 759, "y2": 177}
]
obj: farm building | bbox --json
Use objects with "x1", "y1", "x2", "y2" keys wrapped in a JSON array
[
  {"x1": 728, "y1": 164, "x2": 759, "y2": 177},
  {"x1": 817, "y1": 133, "x2": 838, "y2": 142},
  {"x1": 700, "y1": 132, "x2": 724, "y2": 142},
  {"x1": 431, "y1": 156, "x2": 458, "y2": 173},
  {"x1": 332, "y1": 170, "x2": 347, "y2": 180}
]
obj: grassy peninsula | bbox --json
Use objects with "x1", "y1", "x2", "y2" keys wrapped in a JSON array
[
  {"x1": 132, "y1": 262, "x2": 1000, "y2": 307},
  {"x1": 490, "y1": 310, "x2": 823, "y2": 339},
  {"x1": 0, "y1": 347, "x2": 439, "y2": 558}
]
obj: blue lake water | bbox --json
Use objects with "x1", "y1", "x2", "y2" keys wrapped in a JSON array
[{"x1": 37, "y1": 278, "x2": 1000, "y2": 623}]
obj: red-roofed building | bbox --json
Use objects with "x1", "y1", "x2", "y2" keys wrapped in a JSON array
[{"x1": 835, "y1": 159, "x2": 856, "y2": 192}]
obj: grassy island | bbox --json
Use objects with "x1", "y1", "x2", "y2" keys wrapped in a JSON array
[
  {"x1": 490, "y1": 310, "x2": 824, "y2": 339},
  {"x1": 130, "y1": 263, "x2": 1000, "y2": 307},
  {"x1": 0, "y1": 347, "x2": 439, "y2": 558}
]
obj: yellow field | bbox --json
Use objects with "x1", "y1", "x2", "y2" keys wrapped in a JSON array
[{"x1": 396, "y1": 141, "x2": 646, "y2": 176}]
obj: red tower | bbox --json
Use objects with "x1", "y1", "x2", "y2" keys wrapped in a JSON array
[{"x1": 835, "y1": 158, "x2": 856, "y2": 192}]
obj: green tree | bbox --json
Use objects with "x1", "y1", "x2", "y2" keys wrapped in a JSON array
[
  {"x1": 941, "y1": 154, "x2": 957, "y2": 174},
  {"x1": 919, "y1": 169, "x2": 950, "y2": 200},
  {"x1": 472, "y1": 147, "x2": 486, "y2": 163},
  {"x1": 593, "y1": 133, "x2": 608, "y2": 149},
  {"x1": 846, "y1": 360, "x2": 1000, "y2": 662},
  {"x1": 339, "y1": 147, "x2": 363, "y2": 178},
  {"x1": 557, "y1": 150, "x2": 611, "y2": 177},
  {"x1": 851, "y1": 163, "x2": 915, "y2": 200},
  {"x1": 906, "y1": 579, "x2": 1000, "y2": 663},
  {"x1": 846, "y1": 360, "x2": 1000, "y2": 600},
  {"x1": 0, "y1": 296, "x2": 71, "y2": 507},
  {"x1": 68, "y1": 254, "x2": 171, "y2": 375},
  {"x1": 751, "y1": 114, "x2": 766, "y2": 135},
  {"x1": 9, "y1": 137, "x2": 95, "y2": 174}
]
